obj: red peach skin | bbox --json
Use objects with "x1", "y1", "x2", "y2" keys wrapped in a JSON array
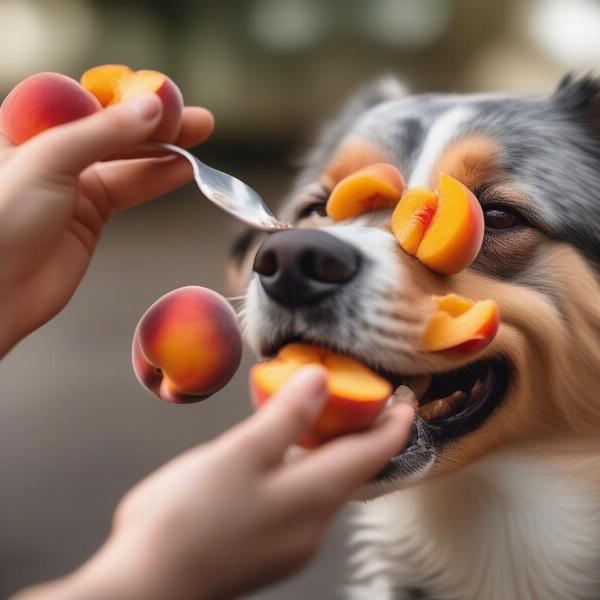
[
  {"x1": 132, "y1": 286, "x2": 242, "y2": 403},
  {"x1": 0, "y1": 73, "x2": 102, "y2": 144}
]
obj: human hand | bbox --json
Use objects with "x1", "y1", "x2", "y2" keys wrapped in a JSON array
[
  {"x1": 17, "y1": 367, "x2": 414, "y2": 600},
  {"x1": 0, "y1": 93, "x2": 213, "y2": 358}
]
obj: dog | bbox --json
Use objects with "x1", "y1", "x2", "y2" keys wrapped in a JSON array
[{"x1": 230, "y1": 74, "x2": 600, "y2": 599}]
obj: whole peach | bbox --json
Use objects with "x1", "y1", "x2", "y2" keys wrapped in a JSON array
[
  {"x1": 0, "y1": 72, "x2": 102, "y2": 144},
  {"x1": 132, "y1": 287, "x2": 242, "y2": 403}
]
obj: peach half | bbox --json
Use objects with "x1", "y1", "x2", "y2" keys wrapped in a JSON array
[
  {"x1": 423, "y1": 293, "x2": 499, "y2": 356},
  {"x1": 251, "y1": 344, "x2": 392, "y2": 448},
  {"x1": 326, "y1": 163, "x2": 405, "y2": 221},
  {"x1": 132, "y1": 286, "x2": 242, "y2": 404},
  {"x1": 391, "y1": 174, "x2": 484, "y2": 275},
  {"x1": 81, "y1": 64, "x2": 183, "y2": 141},
  {"x1": 0, "y1": 73, "x2": 102, "y2": 144}
]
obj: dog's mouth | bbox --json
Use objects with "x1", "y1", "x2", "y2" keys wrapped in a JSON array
[
  {"x1": 262, "y1": 336, "x2": 510, "y2": 477},
  {"x1": 374, "y1": 357, "x2": 510, "y2": 481},
  {"x1": 397, "y1": 357, "x2": 509, "y2": 443}
]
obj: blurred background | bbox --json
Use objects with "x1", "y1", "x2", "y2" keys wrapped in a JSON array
[{"x1": 0, "y1": 0, "x2": 597, "y2": 597}]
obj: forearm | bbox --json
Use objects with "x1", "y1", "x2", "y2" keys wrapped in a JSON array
[
  {"x1": 11, "y1": 539, "x2": 153, "y2": 600},
  {"x1": 12, "y1": 534, "x2": 215, "y2": 600}
]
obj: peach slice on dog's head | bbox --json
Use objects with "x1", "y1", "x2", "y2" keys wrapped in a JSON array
[
  {"x1": 326, "y1": 163, "x2": 405, "y2": 221},
  {"x1": 423, "y1": 293, "x2": 499, "y2": 356},
  {"x1": 80, "y1": 64, "x2": 183, "y2": 141},
  {"x1": 392, "y1": 173, "x2": 484, "y2": 275},
  {"x1": 251, "y1": 343, "x2": 392, "y2": 448}
]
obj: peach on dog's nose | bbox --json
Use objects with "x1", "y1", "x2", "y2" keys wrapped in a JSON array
[{"x1": 253, "y1": 229, "x2": 360, "y2": 308}]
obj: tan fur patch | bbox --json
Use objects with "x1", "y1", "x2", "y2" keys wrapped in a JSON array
[
  {"x1": 430, "y1": 135, "x2": 500, "y2": 191},
  {"x1": 430, "y1": 244, "x2": 600, "y2": 476},
  {"x1": 322, "y1": 136, "x2": 391, "y2": 190}
]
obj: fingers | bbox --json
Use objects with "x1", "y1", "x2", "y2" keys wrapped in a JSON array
[
  {"x1": 18, "y1": 94, "x2": 163, "y2": 177},
  {"x1": 0, "y1": 131, "x2": 14, "y2": 152},
  {"x1": 278, "y1": 403, "x2": 415, "y2": 504},
  {"x1": 175, "y1": 107, "x2": 214, "y2": 147},
  {"x1": 105, "y1": 107, "x2": 215, "y2": 160},
  {"x1": 232, "y1": 366, "x2": 328, "y2": 467},
  {"x1": 83, "y1": 155, "x2": 193, "y2": 212},
  {"x1": 80, "y1": 107, "x2": 214, "y2": 211}
]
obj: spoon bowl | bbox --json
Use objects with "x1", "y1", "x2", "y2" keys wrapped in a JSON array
[{"x1": 155, "y1": 143, "x2": 292, "y2": 232}]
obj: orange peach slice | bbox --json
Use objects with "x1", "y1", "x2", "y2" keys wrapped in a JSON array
[
  {"x1": 80, "y1": 64, "x2": 133, "y2": 106},
  {"x1": 132, "y1": 286, "x2": 242, "y2": 404},
  {"x1": 251, "y1": 343, "x2": 391, "y2": 448},
  {"x1": 326, "y1": 163, "x2": 405, "y2": 221},
  {"x1": 392, "y1": 173, "x2": 484, "y2": 275},
  {"x1": 0, "y1": 73, "x2": 102, "y2": 144},
  {"x1": 423, "y1": 293, "x2": 499, "y2": 355},
  {"x1": 81, "y1": 64, "x2": 183, "y2": 141}
]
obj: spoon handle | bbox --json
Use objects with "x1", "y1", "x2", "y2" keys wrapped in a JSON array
[{"x1": 153, "y1": 142, "x2": 292, "y2": 232}]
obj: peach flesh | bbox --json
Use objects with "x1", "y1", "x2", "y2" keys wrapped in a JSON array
[
  {"x1": 80, "y1": 64, "x2": 133, "y2": 106},
  {"x1": 80, "y1": 65, "x2": 184, "y2": 141},
  {"x1": 392, "y1": 174, "x2": 485, "y2": 275},
  {"x1": 251, "y1": 344, "x2": 392, "y2": 448},
  {"x1": 423, "y1": 293, "x2": 499, "y2": 356},
  {"x1": 326, "y1": 163, "x2": 405, "y2": 221},
  {"x1": 0, "y1": 73, "x2": 102, "y2": 144},
  {"x1": 132, "y1": 286, "x2": 242, "y2": 404}
]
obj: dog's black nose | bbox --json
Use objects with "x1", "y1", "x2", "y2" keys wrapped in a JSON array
[{"x1": 253, "y1": 229, "x2": 360, "y2": 307}]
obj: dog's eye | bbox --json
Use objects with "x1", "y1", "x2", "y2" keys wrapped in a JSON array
[
  {"x1": 298, "y1": 201, "x2": 328, "y2": 219},
  {"x1": 484, "y1": 206, "x2": 524, "y2": 230}
]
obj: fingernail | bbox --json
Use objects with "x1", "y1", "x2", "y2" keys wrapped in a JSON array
[
  {"x1": 390, "y1": 385, "x2": 418, "y2": 410},
  {"x1": 296, "y1": 366, "x2": 328, "y2": 401},
  {"x1": 125, "y1": 93, "x2": 162, "y2": 120}
]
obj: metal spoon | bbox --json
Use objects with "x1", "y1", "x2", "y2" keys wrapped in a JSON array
[{"x1": 155, "y1": 142, "x2": 292, "y2": 232}]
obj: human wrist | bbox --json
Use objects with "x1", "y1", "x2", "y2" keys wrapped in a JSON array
[
  {"x1": 69, "y1": 529, "x2": 217, "y2": 600},
  {"x1": 12, "y1": 535, "x2": 171, "y2": 600}
]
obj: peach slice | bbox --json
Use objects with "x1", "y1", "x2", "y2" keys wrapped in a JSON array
[
  {"x1": 80, "y1": 64, "x2": 133, "y2": 106},
  {"x1": 391, "y1": 173, "x2": 484, "y2": 275},
  {"x1": 132, "y1": 286, "x2": 242, "y2": 404},
  {"x1": 251, "y1": 344, "x2": 392, "y2": 448},
  {"x1": 423, "y1": 293, "x2": 499, "y2": 356},
  {"x1": 326, "y1": 163, "x2": 405, "y2": 221},
  {"x1": 81, "y1": 64, "x2": 183, "y2": 141},
  {"x1": 0, "y1": 73, "x2": 102, "y2": 144}
]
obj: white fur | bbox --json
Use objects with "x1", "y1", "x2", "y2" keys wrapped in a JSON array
[
  {"x1": 243, "y1": 224, "x2": 434, "y2": 373},
  {"x1": 408, "y1": 107, "x2": 475, "y2": 188},
  {"x1": 346, "y1": 444, "x2": 600, "y2": 600}
]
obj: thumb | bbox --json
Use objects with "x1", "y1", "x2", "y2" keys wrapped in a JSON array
[
  {"x1": 20, "y1": 93, "x2": 163, "y2": 177},
  {"x1": 239, "y1": 366, "x2": 329, "y2": 467}
]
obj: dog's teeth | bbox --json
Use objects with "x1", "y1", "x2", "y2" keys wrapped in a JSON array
[
  {"x1": 390, "y1": 385, "x2": 418, "y2": 410},
  {"x1": 408, "y1": 375, "x2": 432, "y2": 402},
  {"x1": 418, "y1": 390, "x2": 466, "y2": 421},
  {"x1": 469, "y1": 378, "x2": 485, "y2": 400}
]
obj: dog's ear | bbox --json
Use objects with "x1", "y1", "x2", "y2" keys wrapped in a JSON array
[
  {"x1": 552, "y1": 73, "x2": 600, "y2": 132},
  {"x1": 227, "y1": 76, "x2": 408, "y2": 294},
  {"x1": 333, "y1": 76, "x2": 408, "y2": 124},
  {"x1": 303, "y1": 76, "x2": 408, "y2": 170}
]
